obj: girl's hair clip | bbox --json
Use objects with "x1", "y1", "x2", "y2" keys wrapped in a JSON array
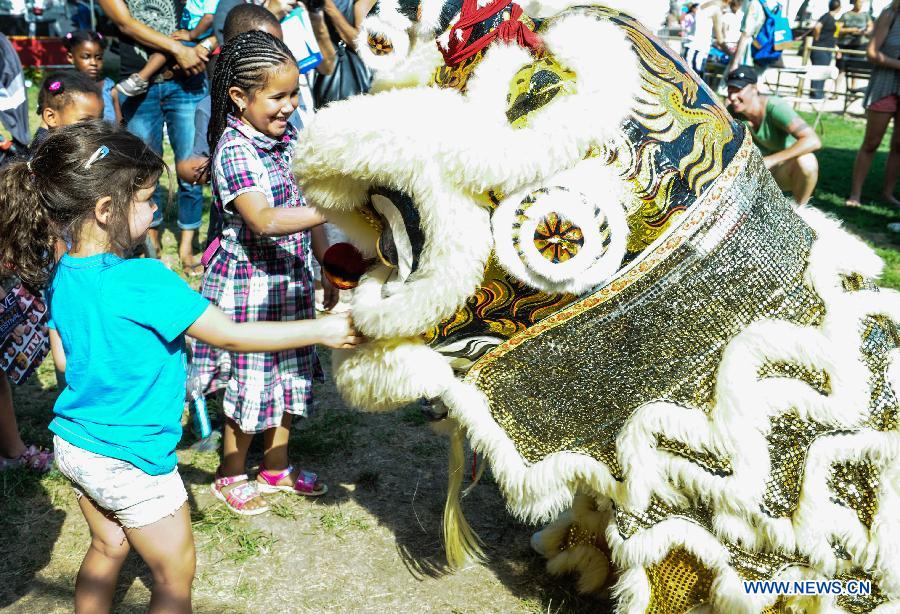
[
  {"x1": 96, "y1": 32, "x2": 103, "y2": 40},
  {"x1": 84, "y1": 145, "x2": 109, "y2": 170},
  {"x1": 47, "y1": 80, "x2": 63, "y2": 93}
]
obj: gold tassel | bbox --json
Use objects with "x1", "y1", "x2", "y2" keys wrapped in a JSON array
[{"x1": 443, "y1": 418, "x2": 485, "y2": 568}]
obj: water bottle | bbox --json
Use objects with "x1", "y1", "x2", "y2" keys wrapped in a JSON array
[{"x1": 187, "y1": 370, "x2": 212, "y2": 439}]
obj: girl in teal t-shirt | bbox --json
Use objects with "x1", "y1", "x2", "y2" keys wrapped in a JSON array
[{"x1": 0, "y1": 120, "x2": 361, "y2": 612}]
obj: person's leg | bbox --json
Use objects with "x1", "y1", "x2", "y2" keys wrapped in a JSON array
[
  {"x1": 74, "y1": 495, "x2": 131, "y2": 614},
  {"x1": 770, "y1": 160, "x2": 793, "y2": 193},
  {"x1": 848, "y1": 109, "x2": 893, "y2": 206},
  {"x1": 258, "y1": 413, "x2": 325, "y2": 492},
  {"x1": 0, "y1": 372, "x2": 25, "y2": 459},
  {"x1": 261, "y1": 412, "x2": 291, "y2": 474},
  {"x1": 136, "y1": 54, "x2": 168, "y2": 83},
  {"x1": 123, "y1": 83, "x2": 165, "y2": 253},
  {"x1": 789, "y1": 153, "x2": 819, "y2": 205},
  {"x1": 215, "y1": 417, "x2": 267, "y2": 511},
  {"x1": 220, "y1": 416, "x2": 253, "y2": 477},
  {"x1": 883, "y1": 111, "x2": 900, "y2": 205},
  {"x1": 161, "y1": 77, "x2": 208, "y2": 271},
  {"x1": 123, "y1": 503, "x2": 194, "y2": 614}
]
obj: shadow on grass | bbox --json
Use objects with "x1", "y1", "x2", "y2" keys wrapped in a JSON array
[
  {"x1": 0, "y1": 468, "x2": 66, "y2": 609},
  {"x1": 2, "y1": 361, "x2": 65, "y2": 609},
  {"x1": 271, "y1": 353, "x2": 613, "y2": 613}
]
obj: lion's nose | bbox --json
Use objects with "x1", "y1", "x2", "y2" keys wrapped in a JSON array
[{"x1": 322, "y1": 243, "x2": 374, "y2": 289}]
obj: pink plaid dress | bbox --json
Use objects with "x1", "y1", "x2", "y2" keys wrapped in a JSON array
[{"x1": 192, "y1": 115, "x2": 320, "y2": 433}]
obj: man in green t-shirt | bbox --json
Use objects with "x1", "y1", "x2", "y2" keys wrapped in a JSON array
[{"x1": 726, "y1": 65, "x2": 822, "y2": 205}]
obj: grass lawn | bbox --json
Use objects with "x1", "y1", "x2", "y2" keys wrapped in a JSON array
[
  {"x1": 804, "y1": 112, "x2": 900, "y2": 289},
  {"x1": 2, "y1": 92, "x2": 900, "y2": 612}
]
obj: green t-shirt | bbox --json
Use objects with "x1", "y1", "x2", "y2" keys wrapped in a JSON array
[{"x1": 747, "y1": 96, "x2": 798, "y2": 156}]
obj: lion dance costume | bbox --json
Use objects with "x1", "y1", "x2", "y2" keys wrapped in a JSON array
[{"x1": 294, "y1": 2, "x2": 900, "y2": 611}]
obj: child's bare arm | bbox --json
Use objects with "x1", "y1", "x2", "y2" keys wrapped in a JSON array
[
  {"x1": 233, "y1": 191, "x2": 326, "y2": 237},
  {"x1": 311, "y1": 225, "x2": 339, "y2": 310},
  {"x1": 189, "y1": 14, "x2": 215, "y2": 40},
  {"x1": 187, "y1": 304, "x2": 363, "y2": 351},
  {"x1": 111, "y1": 88, "x2": 123, "y2": 125},
  {"x1": 49, "y1": 329, "x2": 66, "y2": 374},
  {"x1": 310, "y1": 224, "x2": 329, "y2": 263}
]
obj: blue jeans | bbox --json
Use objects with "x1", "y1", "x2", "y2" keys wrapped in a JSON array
[{"x1": 122, "y1": 75, "x2": 208, "y2": 230}]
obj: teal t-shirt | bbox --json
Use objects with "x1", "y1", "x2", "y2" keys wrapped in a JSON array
[
  {"x1": 748, "y1": 96, "x2": 799, "y2": 156},
  {"x1": 47, "y1": 254, "x2": 209, "y2": 475}
]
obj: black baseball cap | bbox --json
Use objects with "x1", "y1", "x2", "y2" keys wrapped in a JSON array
[{"x1": 726, "y1": 65, "x2": 758, "y2": 89}]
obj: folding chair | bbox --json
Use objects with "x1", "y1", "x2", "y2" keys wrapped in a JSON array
[{"x1": 777, "y1": 64, "x2": 839, "y2": 133}]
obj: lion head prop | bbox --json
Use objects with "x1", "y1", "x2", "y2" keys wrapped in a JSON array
[{"x1": 294, "y1": 3, "x2": 900, "y2": 611}]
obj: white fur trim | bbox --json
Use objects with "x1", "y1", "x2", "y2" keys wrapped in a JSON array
[
  {"x1": 603, "y1": 516, "x2": 846, "y2": 613},
  {"x1": 442, "y1": 19, "x2": 639, "y2": 194},
  {"x1": 333, "y1": 338, "x2": 456, "y2": 410},
  {"x1": 356, "y1": 14, "x2": 413, "y2": 72},
  {"x1": 369, "y1": 42, "x2": 446, "y2": 93},
  {"x1": 535, "y1": 495, "x2": 613, "y2": 593},
  {"x1": 417, "y1": 0, "x2": 450, "y2": 38},
  {"x1": 297, "y1": 12, "x2": 640, "y2": 199}
]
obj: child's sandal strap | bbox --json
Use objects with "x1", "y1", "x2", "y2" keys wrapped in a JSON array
[
  {"x1": 215, "y1": 472, "x2": 250, "y2": 487},
  {"x1": 258, "y1": 464, "x2": 293, "y2": 486},
  {"x1": 224, "y1": 482, "x2": 262, "y2": 509}
]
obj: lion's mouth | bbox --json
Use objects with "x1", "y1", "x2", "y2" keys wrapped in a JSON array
[
  {"x1": 323, "y1": 185, "x2": 427, "y2": 289},
  {"x1": 369, "y1": 185, "x2": 426, "y2": 282}
]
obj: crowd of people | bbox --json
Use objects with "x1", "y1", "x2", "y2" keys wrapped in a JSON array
[
  {"x1": 677, "y1": 0, "x2": 900, "y2": 210},
  {"x1": 2, "y1": 0, "x2": 900, "y2": 610}
]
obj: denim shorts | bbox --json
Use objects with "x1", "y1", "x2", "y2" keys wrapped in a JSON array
[{"x1": 53, "y1": 435, "x2": 187, "y2": 528}]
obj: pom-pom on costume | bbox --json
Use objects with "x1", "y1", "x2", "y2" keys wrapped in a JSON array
[{"x1": 294, "y1": 1, "x2": 900, "y2": 611}]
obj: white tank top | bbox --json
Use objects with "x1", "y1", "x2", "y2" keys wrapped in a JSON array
[{"x1": 686, "y1": 3, "x2": 718, "y2": 55}]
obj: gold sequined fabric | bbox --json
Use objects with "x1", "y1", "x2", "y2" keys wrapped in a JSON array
[
  {"x1": 563, "y1": 524, "x2": 602, "y2": 551},
  {"x1": 828, "y1": 461, "x2": 881, "y2": 529},
  {"x1": 761, "y1": 413, "x2": 832, "y2": 518},
  {"x1": 468, "y1": 143, "x2": 820, "y2": 464},
  {"x1": 655, "y1": 435, "x2": 732, "y2": 476},
  {"x1": 836, "y1": 569, "x2": 887, "y2": 613},
  {"x1": 645, "y1": 548, "x2": 714, "y2": 614},
  {"x1": 615, "y1": 498, "x2": 802, "y2": 583},
  {"x1": 473, "y1": 136, "x2": 895, "y2": 604}
]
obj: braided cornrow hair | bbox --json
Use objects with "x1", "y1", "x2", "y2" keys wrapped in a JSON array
[{"x1": 207, "y1": 30, "x2": 296, "y2": 158}]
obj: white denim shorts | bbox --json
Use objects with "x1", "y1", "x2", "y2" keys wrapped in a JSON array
[{"x1": 53, "y1": 435, "x2": 187, "y2": 528}]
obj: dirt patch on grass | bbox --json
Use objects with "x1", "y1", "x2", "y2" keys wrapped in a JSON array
[{"x1": 3, "y1": 352, "x2": 610, "y2": 613}]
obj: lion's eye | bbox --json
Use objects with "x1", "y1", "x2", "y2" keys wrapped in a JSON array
[{"x1": 369, "y1": 186, "x2": 425, "y2": 282}]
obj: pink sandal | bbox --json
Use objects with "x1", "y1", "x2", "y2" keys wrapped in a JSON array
[
  {"x1": 210, "y1": 473, "x2": 269, "y2": 516},
  {"x1": 257, "y1": 465, "x2": 328, "y2": 496},
  {"x1": 0, "y1": 444, "x2": 54, "y2": 473}
]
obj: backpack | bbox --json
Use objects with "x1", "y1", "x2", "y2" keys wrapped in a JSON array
[{"x1": 752, "y1": 0, "x2": 794, "y2": 63}]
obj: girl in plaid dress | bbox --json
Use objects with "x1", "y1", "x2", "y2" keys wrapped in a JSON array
[{"x1": 193, "y1": 31, "x2": 340, "y2": 515}]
